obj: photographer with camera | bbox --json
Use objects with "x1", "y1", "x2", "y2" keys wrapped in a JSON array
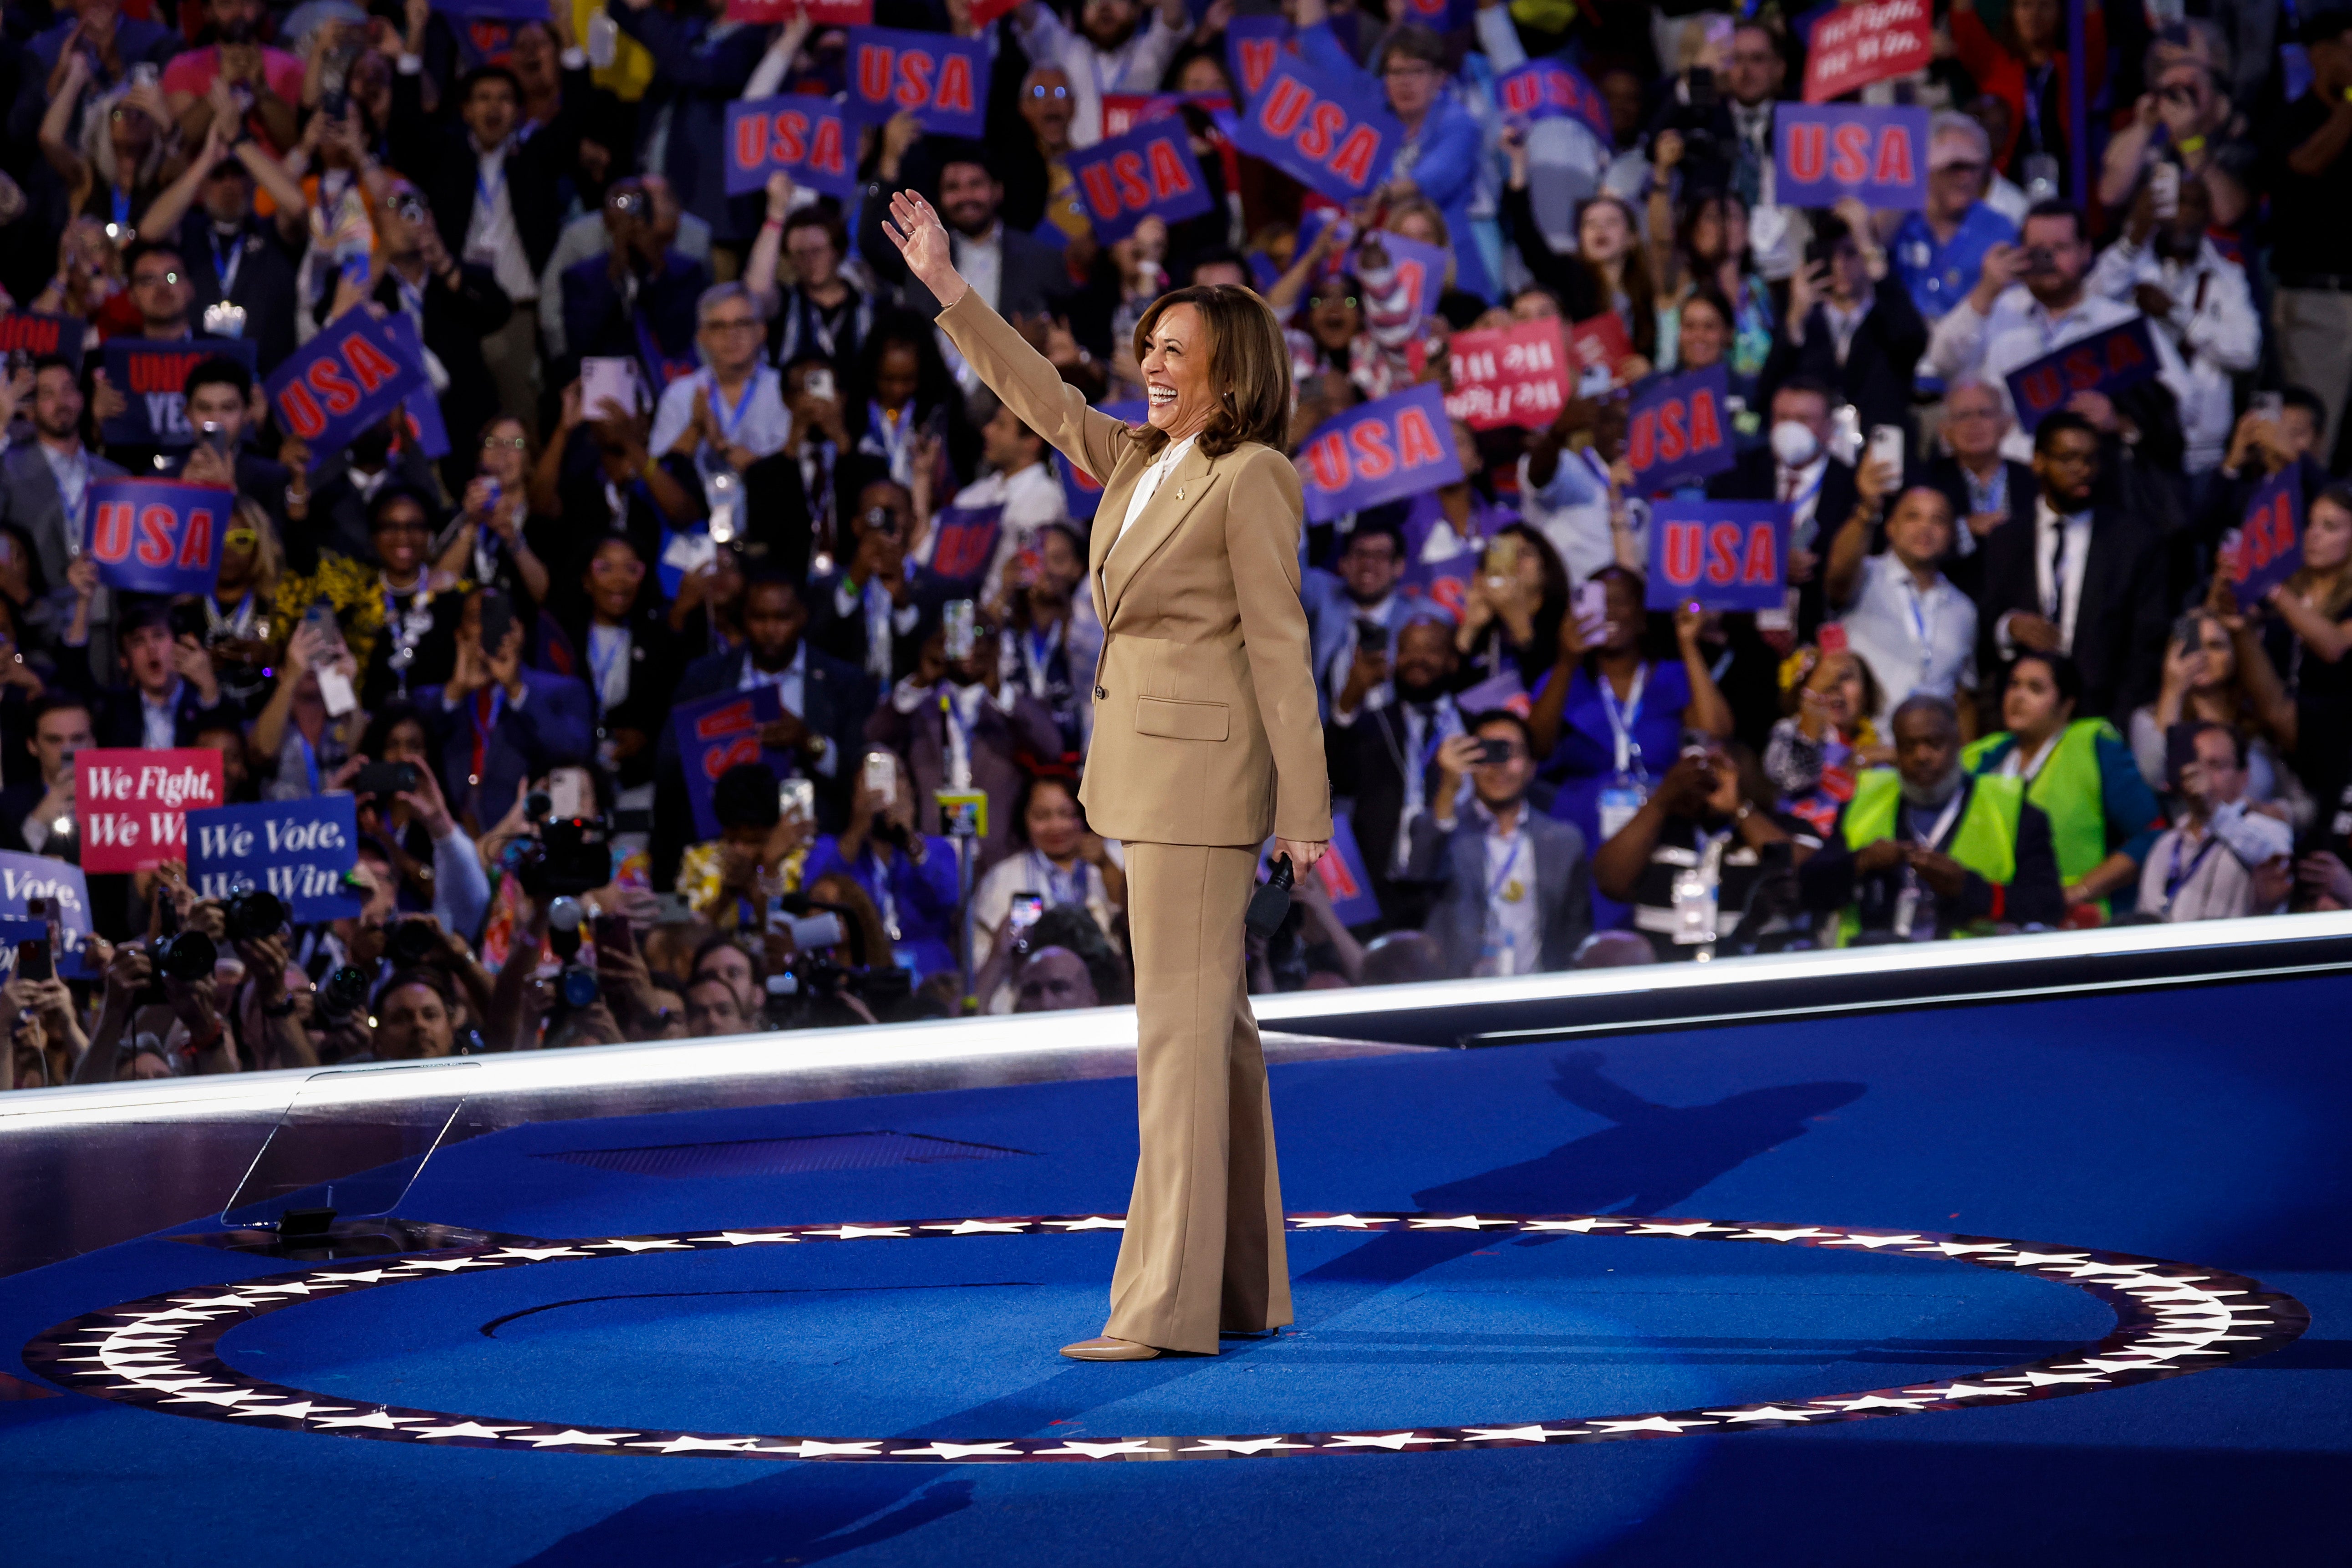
[
  {"x1": 346, "y1": 708, "x2": 492, "y2": 939},
  {"x1": 1644, "y1": 24, "x2": 1797, "y2": 276},
  {"x1": 74, "y1": 879, "x2": 244, "y2": 1081},
  {"x1": 1, "y1": 954, "x2": 85, "y2": 1090}
]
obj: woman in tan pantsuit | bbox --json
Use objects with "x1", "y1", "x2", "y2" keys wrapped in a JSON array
[{"x1": 882, "y1": 191, "x2": 1330, "y2": 1361}]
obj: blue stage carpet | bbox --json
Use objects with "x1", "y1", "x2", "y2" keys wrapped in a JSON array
[{"x1": 3, "y1": 977, "x2": 2347, "y2": 1565}]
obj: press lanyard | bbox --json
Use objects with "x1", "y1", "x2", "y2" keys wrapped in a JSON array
[
  {"x1": 294, "y1": 729, "x2": 321, "y2": 796},
  {"x1": 1030, "y1": 850, "x2": 1085, "y2": 908},
  {"x1": 2165, "y1": 830, "x2": 2221, "y2": 902},
  {"x1": 1023, "y1": 622, "x2": 1061, "y2": 698},
  {"x1": 212, "y1": 229, "x2": 244, "y2": 298},
  {"x1": 866, "y1": 845, "x2": 902, "y2": 942},
  {"x1": 471, "y1": 686, "x2": 506, "y2": 779},
  {"x1": 1485, "y1": 830, "x2": 1527, "y2": 905},
  {"x1": 1900, "y1": 576, "x2": 1937, "y2": 666},
  {"x1": 476, "y1": 156, "x2": 504, "y2": 212},
  {"x1": 56, "y1": 453, "x2": 89, "y2": 539},
  {"x1": 869, "y1": 402, "x2": 913, "y2": 480},
  {"x1": 2023, "y1": 64, "x2": 2050, "y2": 151},
  {"x1": 1915, "y1": 787, "x2": 1965, "y2": 854},
  {"x1": 939, "y1": 687, "x2": 975, "y2": 790},
  {"x1": 1599, "y1": 665, "x2": 1648, "y2": 777},
  {"x1": 2004, "y1": 732, "x2": 2057, "y2": 784},
  {"x1": 111, "y1": 186, "x2": 131, "y2": 232},
  {"x1": 205, "y1": 591, "x2": 255, "y2": 640},
  {"x1": 706, "y1": 371, "x2": 759, "y2": 447}
]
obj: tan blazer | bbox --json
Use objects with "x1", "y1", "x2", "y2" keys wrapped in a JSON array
[{"x1": 936, "y1": 291, "x2": 1330, "y2": 848}]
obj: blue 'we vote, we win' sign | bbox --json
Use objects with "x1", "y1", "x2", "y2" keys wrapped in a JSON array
[{"x1": 187, "y1": 797, "x2": 363, "y2": 923}]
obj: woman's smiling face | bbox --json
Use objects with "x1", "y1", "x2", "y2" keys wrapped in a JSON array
[{"x1": 1139, "y1": 302, "x2": 1218, "y2": 439}]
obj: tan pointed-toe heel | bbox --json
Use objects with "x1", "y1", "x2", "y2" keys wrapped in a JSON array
[{"x1": 1059, "y1": 1336, "x2": 1162, "y2": 1361}]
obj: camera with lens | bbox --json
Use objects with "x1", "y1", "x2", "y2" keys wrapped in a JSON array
[
  {"x1": 499, "y1": 792, "x2": 614, "y2": 901},
  {"x1": 385, "y1": 917, "x2": 443, "y2": 969},
  {"x1": 541, "y1": 897, "x2": 603, "y2": 1021},
  {"x1": 222, "y1": 887, "x2": 287, "y2": 944},
  {"x1": 317, "y1": 963, "x2": 370, "y2": 1023},
  {"x1": 759, "y1": 899, "x2": 913, "y2": 1028}
]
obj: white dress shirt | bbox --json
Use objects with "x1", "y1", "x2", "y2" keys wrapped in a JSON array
[
  {"x1": 1475, "y1": 801, "x2": 1542, "y2": 977},
  {"x1": 738, "y1": 643, "x2": 838, "y2": 776},
  {"x1": 1833, "y1": 555, "x2": 1980, "y2": 722},
  {"x1": 649, "y1": 367, "x2": 794, "y2": 468},
  {"x1": 463, "y1": 143, "x2": 540, "y2": 304},
  {"x1": 1009, "y1": 5, "x2": 1187, "y2": 147},
  {"x1": 2083, "y1": 234, "x2": 2260, "y2": 473},
  {"x1": 1111, "y1": 433, "x2": 1198, "y2": 555},
  {"x1": 2029, "y1": 496, "x2": 2093, "y2": 654}
]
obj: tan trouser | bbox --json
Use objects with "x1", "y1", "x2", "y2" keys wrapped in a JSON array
[{"x1": 1102, "y1": 841, "x2": 1291, "y2": 1355}]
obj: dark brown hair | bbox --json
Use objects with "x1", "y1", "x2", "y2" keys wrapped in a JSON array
[{"x1": 1130, "y1": 285, "x2": 1293, "y2": 460}]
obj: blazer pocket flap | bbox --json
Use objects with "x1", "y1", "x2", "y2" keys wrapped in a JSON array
[{"x1": 1133, "y1": 696, "x2": 1229, "y2": 742}]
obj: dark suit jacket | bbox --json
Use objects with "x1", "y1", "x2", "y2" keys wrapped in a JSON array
[
  {"x1": 0, "y1": 779, "x2": 48, "y2": 854},
  {"x1": 551, "y1": 605, "x2": 688, "y2": 791},
  {"x1": 302, "y1": 448, "x2": 447, "y2": 570},
  {"x1": 0, "y1": 441, "x2": 127, "y2": 684},
  {"x1": 1922, "y1": 454, "x2": 2035, "y2": 604},
  {"x1": 178, "y1": 214, "x2": 304, "y2": 374},
  {"x1": 806, "y1": 565, "x2": 955, "y2": 686},
  {"x1": 864, "y1": 679, "x2": 1064, "y2": 875},
  {"x1": 367, "y1": 264, "x2": 514, "y2": 495},
  {"x1": 1707, "y1": 449, "x2": 1859, "y2": 640},
  {"x1": 1770, "y1": 273, "x2": 1928, "y2": 443},
  {"x1": 417, "y1": 667, "x2": 598, "y2": 832},
  {"x1": 1325, "y1": 697, "x2": 1461, "y2": 932},
  {"x1": 559, "y1": 250, "x2": 709, "y2": 384},
  {"x1": 68, "y1": 676, "x2": 245, "y2": 751},
  {"x1": 654, "y1": 641, "x2": 875, "y2": 878},
  {"x1": 387, "y1": 59, "x2": 590, "y2": 278},
  {"x1": 859, "y1": 200, "x2": 1070, "y2": 321},
  {"x1": 1404, "y1": 804, "x2": 1592, "y2": 977},
  {"x1": 1975, "y1": 499, "x2": 2169, "y2": 723}
]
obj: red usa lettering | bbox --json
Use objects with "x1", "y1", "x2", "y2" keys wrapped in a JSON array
[{"x1": 1253, "y1": 76, "x2": 1383, "y2": 188}]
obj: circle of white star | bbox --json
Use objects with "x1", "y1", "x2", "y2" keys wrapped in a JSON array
[{"x1": 20, "y1": 1210, "x2": 2305, "y2": 1465}]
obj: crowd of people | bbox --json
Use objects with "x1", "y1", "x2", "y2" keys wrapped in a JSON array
[{"x1": 3, "y1": 0, "x2": 2352, "y2": 1087}]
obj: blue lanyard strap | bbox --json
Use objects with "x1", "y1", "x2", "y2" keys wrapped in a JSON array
[{"x1": 1485, "y1": 830, "x2": 1527, "y2": 903}]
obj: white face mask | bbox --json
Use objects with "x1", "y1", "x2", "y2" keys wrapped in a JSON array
[{"x1": 1771, "y1": 420, "x2": 1821, "y2": 468}]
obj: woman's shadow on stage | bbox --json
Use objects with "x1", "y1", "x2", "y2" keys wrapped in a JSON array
[{"x1": 516, "y1": 1051, "x2": 1863, "y2": 1564}]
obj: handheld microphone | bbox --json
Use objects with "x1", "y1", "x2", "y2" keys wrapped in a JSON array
[{"x1": 1245, "y1": 855, "x2": 1295, "y2": 940}]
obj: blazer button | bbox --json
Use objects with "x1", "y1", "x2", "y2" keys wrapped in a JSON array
[{"x1": 1094, "y1": 685, "x2": 1107, "y2": 700}]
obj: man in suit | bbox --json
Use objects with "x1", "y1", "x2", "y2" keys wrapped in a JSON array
[
  {"x1": 865, "y1": 609, "x2": 1063, "y2": 875},
  {"x1": 1304, "y1": 520, "x2": 1419, "y2": 715},
  {"x1": 808, "y1": 473, "x2": 952, "y2": 686},
  {"x1": 1921, "y1": 376, "x2": 2035, "y2": 602},
  {"x1": 657, "y1": 576, "x2": 874, "y2": 874},
  {"x1": 1975, "y1": 411, "x2": 2169, "y2": 724},
  {"x1": 1708, "y1": 377, "x2": 1858, "y2": 639},
  {"x1": 369, "y1": 178, "x2": 514, "y2": 496},
  {"x1": 1774, "y1": 208, "x2": 1928, "y2": 443},
  {"x1": 418, "y1": 588, "x2": 596, "y2": 833},
  {"x1": 859, "y1": 143, "x2": 1068, "y2": 327},
  {"x1": 909, "y1": 199, "x2": 1326, "y2": 1362},
  {"x1": 387, "y1": 55, "x2": 588, "y2": 428},
  {"x1": 559, "y1": 177, "x2": 709, "y2": 390},
  {"x1": 0, "y1": 693, "x2": 93, "y2": 856},
  {"x1": 0, "y1": 357, "x2": 125, "y2": 683},
  {"x1": 62, "y1": 599, "x2": 244, "y2": 749},
  {"x1": 1407, "y1": 710, "x2": 1592, "y2": 975},
  {"x1": 1326, "y1": 614, "x2": 1465, "y2": 932}
]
